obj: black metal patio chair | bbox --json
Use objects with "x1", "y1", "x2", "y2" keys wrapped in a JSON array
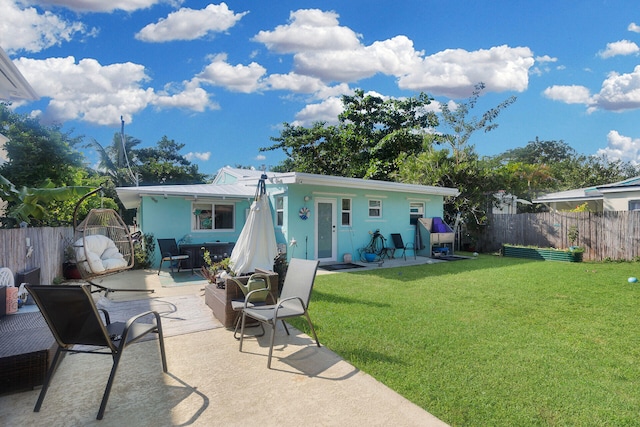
[{"x1": 26, "y1": 284, "x2": 168, "y2": 420}]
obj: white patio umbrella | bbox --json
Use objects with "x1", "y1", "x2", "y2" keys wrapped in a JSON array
[{"x1": 229, "y1": 174, "x2": 278, "y2": 275}]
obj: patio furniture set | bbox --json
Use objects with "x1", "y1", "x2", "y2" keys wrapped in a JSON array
[{"x1": 5, "y1": 255, "x2": 321, "y2": 420}]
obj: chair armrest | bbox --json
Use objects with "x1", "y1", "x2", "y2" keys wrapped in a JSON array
[
  {"x1": 118, "y1": 310, "x2": 162, "y2": 348},
  {"x1": 241, "y1": 288, "x2": 270, "y2": 307},
  {"x1": 98, "y1": 308, "x2": 111, "y2": 325},
  {"x1": 273, "y1": 296, "x2": 305, "y2": 316}
]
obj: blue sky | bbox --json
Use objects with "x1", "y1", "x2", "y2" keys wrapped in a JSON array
[{"x1": 3, "y1": 0, "x2": 640, "y2": 177}]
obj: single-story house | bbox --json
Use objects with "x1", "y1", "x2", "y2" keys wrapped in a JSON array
[
  {"x1": 116, "y1": 167, "x2": 460, "y2": 268},
  {"x1": 532, "y1": 176, "x2": 640, "y2": 212}
]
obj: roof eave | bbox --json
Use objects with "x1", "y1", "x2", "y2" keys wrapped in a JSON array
[
  {"x1": 0, "y1": 46, "x2": 38, "y2": 101},
  {"x1": 273, "y1": 172, "x2": 460, "y2": 197}
]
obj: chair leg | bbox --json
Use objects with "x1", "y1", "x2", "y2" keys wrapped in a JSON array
[
  {"x1": 157, "y1": 260, "x2": 163, "y2": 275},
  {"x1": 233, "y1": 312, "x2": 265, "y2": 340},
  {"x1": 156, "y1": 321, "x2": 168, "y2": 373},
  {"x1": 239, "y1": 311, "x2": 247, "y2": 352},
  {"x1": 97, "y1": 355, "x2": 122, "y2": 420},
  {"x1": 281, "y1": 319, "x2": 290, "y2": 335},
  {"x1": 267, "y1": 322, "x2": 277, "y2": 369},
  {"x1": 304, "y1": 312, "x2": 321, "y2": 347},
  {"x1": 34, "y1": 346, "x2": 64, "y2": 412}
]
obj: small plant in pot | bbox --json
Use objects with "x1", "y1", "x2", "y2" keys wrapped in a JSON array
[
  {"x1": 201, "y1": 249, "x2": 232, "y2": 287},
  {"x1": 62, "y1": 240, "x2": 82, "y2": 280}
]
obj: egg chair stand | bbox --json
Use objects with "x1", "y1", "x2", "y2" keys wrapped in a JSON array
[{"x1": 72, "y1": 188, "x2": 154, "y2": 296}]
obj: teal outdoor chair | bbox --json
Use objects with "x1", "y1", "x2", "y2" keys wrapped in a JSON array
[{"x1": 238, "y1": 258, "x2": 320, "y2": 368}]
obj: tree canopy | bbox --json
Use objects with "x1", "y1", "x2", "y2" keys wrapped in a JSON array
[
  {"x1": 89, "y1": 133, "x2": 208, "y2": 187},
  {"x1": 262, "y1": 89, "x2": 438, "y2": 180},
  {"x1": 0, "y1": 103, "x2": 84, "y2": 188},
  {"x1": 0, "y1": 104, "x2": 207, "y2": 227}
]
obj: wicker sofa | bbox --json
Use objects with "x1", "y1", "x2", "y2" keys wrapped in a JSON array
[{"x1": 204, "y1": 268, "x2": 279, "y2": 328}]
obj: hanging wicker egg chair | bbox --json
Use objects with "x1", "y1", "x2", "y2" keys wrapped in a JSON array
[
  {"x1": 73, "y1": 207, "x2": 135, "y2": 280},
  {"x1": 70, "y1": 187, "x2": 152, "y2": 295}
]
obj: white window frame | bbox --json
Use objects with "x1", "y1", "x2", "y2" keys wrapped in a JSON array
[
  {"x1": 276, "y1": 196, "x2": 284, "y2": 227},
  {"x1": 341, "y1": 198, "x2": 352, "y2": 226},
  {"x1": 192, "y1": 202, "x2": 235, "y2": 231},
  {"x1": 368, "y1": 199, "x2": 382, "y2": 218},
  {"x1": 410, "y1": 202, "x2": 424, "y2": 224}
]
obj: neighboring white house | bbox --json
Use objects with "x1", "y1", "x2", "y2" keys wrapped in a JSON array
[
  {"x1": 116, "y1": 167, "x2": 460, "y2": 267},
  {"x1": 532, "y1": 176, "x2": 640, "y2": 212},
  {"x1": 492, "y1": 191, "x2": 532, "y2": 214}
]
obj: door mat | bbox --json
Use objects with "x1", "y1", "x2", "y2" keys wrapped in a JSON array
[
  {"x1": 158, "y1": 270, "x2": 210, "y2": 288},
  {"x1": 320, "y1": 263, "x2": 366, "y2": 271}
]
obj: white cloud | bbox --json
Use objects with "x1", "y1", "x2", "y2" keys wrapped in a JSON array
[
  {"x1": 252, "y1": 9, "x2": 362, "y2": 53},
  {"x1": 593, "y1": 66, "x2": 640, "y2": 111},
  {"x1": 185, "y1": 151, "x2": 211, "y2": 161},
  {"x1": 254, "y1": 9, "x2": 532, "y2": 97},
  {"x1": 13, "y1": 56, "x2": 214, "y2": 126},
  {"x1": 265, "y1": 72, "x2": 327, "y2": 93},
  {"x1": 196, "y1": 53, "x2": 266, "y2": 93},
  {"x1": 628, "y1": 22, "x2": 640, "y2": 33},
  {"x1": 398, "y1": 45, "x2": 534, "y2": 97},
  {"x1": 255, "y1": 154, "x2": 266, "y2": 161},
  {"x1": 27, "y1": 0, "x2": 176, "y2": 12},
  {"x1": 294, "y1": 35, "x2": 423, "y2": 82},
  {"x1": 545, "y1": 66, "x2": 640, "y2": 112},
  {"x1": 0, "y1": 0, "x2": 89, "y2": 53},
  {"x1": 543, "y1": 85, "x2": 593, "y2": 104},
  {"x1": 535, "y1": 55, "x2": 557, "y2": 63},
  {"x1": 292, "y1": 96, "x2": 344, "y2": 126},
  {"x1": 596, "y1": 130, "x2": 640, "y2": 165},
  {"x1": 154, "y1": 79, "x2": 214, "y2": 111},
  {"x1": 135, "y1": 3, "x2": 247, "y2": 42},
  {"x1": 598, "y1": 40, "x2": 639, "y2": 58}
]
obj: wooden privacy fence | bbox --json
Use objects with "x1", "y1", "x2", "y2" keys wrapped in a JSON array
[
  {"x1": 479, "y1": 211, "x2": 640, "y2": 261},
  {"x1": 0, "y1": 227, "x2": 74, "y2": 285}
]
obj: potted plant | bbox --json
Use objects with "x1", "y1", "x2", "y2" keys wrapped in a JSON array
[
  {"x1": 567, "y1": 225, "x2": 580, "y2": 251},
  {"x1": 62, "y1": 240, "x2": 82, "y2": 280},
  {"x1": 201, "y1": 249, "x2": 232, "y2": 286}
]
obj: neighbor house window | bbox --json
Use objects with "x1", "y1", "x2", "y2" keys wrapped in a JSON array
[
  {"x1": 410, "y1": 202, "x2": 424, "y2": 224},
  {"x1": 193, "y1": 202, "x2": 234, "y2": 231},
  {"x1": 341, "y1": 198, "x2": 352, "y2": 226},
  {"x1": 368, "y1": 199, "x2": 382, "y2": 218},
  {"x1": 629, "y1": 200, "x2": 640, "y2": 211},
  {"x1": 276, "y1": 196, "x2": 284, "y2": 226}
]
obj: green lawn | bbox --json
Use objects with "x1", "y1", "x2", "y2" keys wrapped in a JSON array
[{"x1": 291, "y1": 255, "x2": 640, "y2": 426}]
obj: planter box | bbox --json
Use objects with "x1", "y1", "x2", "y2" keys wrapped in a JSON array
[
  {"x1": 204, "y1": 268, "x2": 279, "y2": 328},
  {"x1": 503, "y1": 245, "x2": 583, "y2": 262}
]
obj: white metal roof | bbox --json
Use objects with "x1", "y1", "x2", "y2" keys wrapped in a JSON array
[
  {"x1": 533, "y1": 175, "x2": 640, "y2": 204},
  {"x1": 117, "y1": 183, "x2": 256, "y2": 209},
  {"x1": 116, "y1": 166, "x2": 460, "y2": 209}
]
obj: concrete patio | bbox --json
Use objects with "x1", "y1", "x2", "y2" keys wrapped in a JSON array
[{"x1": 0, "y1": 258, "x2": 451, "y2": 426}]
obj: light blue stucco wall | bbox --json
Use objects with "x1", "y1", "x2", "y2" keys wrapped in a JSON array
[
  {"x1": 139, "y1": 196, "x2": 251, "y2": 267},
  {"x1": 138, "y1": 182, "x2": 449, "y2": 267},
  {"x1": 268, "y1": 183, "x2": 446, "y2": 262}
]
